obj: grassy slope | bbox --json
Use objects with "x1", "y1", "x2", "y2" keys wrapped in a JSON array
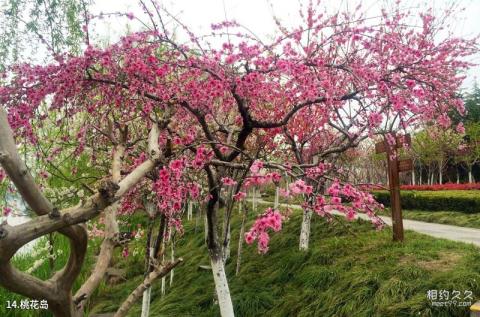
[{"x1": 90, "y1": 204, "x2": 480, "y2": 317}]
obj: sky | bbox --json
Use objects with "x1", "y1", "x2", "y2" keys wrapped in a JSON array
[{"x1": 89, "y1": 0, "x2": 480, "y2": 90}]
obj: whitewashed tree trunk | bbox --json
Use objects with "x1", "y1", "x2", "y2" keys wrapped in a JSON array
[
  {"x1": 161, "y1": 230, "x2": 171, "y2": 296},
  {"x1": 274, "y1": 186, "x2": 279, "y2": 209},
  {"x1": 222, "y1": 226, "x2": 231, "y2": 263},
  {"x1": 141, "y1": 246, "x2": 154, "y2": 317},
  {"x1": 187, "y1": 201, "x2": 193, "y2": 221},
  {"x1": 411, "y1": 169, "x2": 416, "y2": 185},
  {"x1": 236, "y1": 201, "x2": 248, "y2": 275},
  {"x1": 252, "y1": 187, "x2": 257, "y2": 212},
  {"x1": 169, "y1": 240, "x2": 174, "y2": 286},
  {"x1": 469, "y1": 166, "x2": 474, "y2": 183},
  {"x1": 161, "y1": 252, "x2": 166, "y2": 295},
  {"x1": 299, "y1": 209, "x2": 313, "y2": 251},
  {"x1": 438, "y1": 162, "x2": 443, "y2": 184},
  {"x1": 211, "y1": 255, "x2": 235, "y2": 317}
]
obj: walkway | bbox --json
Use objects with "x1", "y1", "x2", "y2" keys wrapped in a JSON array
[{"x1": 255, "y1": 199, "x2": 480, "y2": 247}]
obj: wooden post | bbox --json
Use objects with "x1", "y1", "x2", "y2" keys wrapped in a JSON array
[
  {"x1": 375, "y1": 133, "x2": 412, "y2": 242},
  {"x1": 385, "y1": 136, "x2": 404, "y2": 242}
]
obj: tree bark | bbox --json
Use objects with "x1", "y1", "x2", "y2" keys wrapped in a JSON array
[
  {"x1": 204, "y1": 166, "x2": 235, "y2": 317},
  {"x1": 0, "y1": 108, "x2": 163, "y2": 317},
  {"x1": 114, "y1": 259, "x2": 183, "y2": 317},
  {"x1": 211, "y1": 253, "x2": 235, "y2": 317},
  {"x1": 236, "y1": 201, "x2": 248, "y2": 275},
  {"x1": 438, "y1": 161, "x2": 443, "y2": 184},
  {"x1": 74, "y1": 141, "x2": 125, "y2": 311},
  {"x1": 299, "y1": 209, "x2": 313, "y2": 251}
]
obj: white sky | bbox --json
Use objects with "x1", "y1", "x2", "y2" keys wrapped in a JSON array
[{"x1": 89, "y1": 0, "x2": 480, "y2": 90}]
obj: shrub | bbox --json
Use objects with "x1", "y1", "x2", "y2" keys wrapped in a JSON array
[
  {"x1": 401, "y1": 183, "x2": 480, "y2": 191},
  {"x1": 373, "y1": 190, "x2": 480, "y2": 213}
]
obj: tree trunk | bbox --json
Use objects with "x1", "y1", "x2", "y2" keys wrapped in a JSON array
[
  {"x1": 115, "y1": 259, "x2": 183, "y2": 317},
  {"x1": 222, "y1": 187, "x2": 233, "y2": 263},
  {"x1": 210, "y1": 254, "x2": 235, "y2": 317},
  {"x1": 169, "y1": 238, "x2": 175, "y2": 286},
  {"x1": 411, "y1": 169, "x2": 416, "y2": 185},
  {"x1": 299, "y1": 209, "x2": 313, "y2": 251},
  {"x1": 236, "y1": 201, "x2": 248, "y2": 275},
  {"x1": 187, "y1": 201, "x2": 193, "y2": 221},
  {"x1": 274, "y1": 186, "x2": 279, "y2": 209},
  {"x1": 438, "y1": 161, "x2": 443, "y2": 184},
  {"x1": 457, "y1": 167, "x2": 460, "y2": 184},
  {"x1": 141, "y1": 244, "x2": 154, "y2": 317},
  {"x1": 469, "y1": 166, "x2": 474, "y2": 183}
]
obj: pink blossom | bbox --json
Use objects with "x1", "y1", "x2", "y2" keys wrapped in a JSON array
[
  {"x1": 245, "y1": 208, "x2": 282, "y2": 253},
  {"x1": 3, "y1": 207, "x2": 12, "y2": 216},
  {"x1": 233, "y1": 191, "x2": 247, "y2": 201},
  {"x1": 250, "y1": 160, "x2": 264, "y2": 174},
  {"x1": 456, "y1": 122, "x2": 465, "y2": 134},
  {"x1": 437, "y1": 113, "x2": 451, "y2": 128},
  {"x1": 221, "y1": 177, "x2": 237, "y2": 186}
]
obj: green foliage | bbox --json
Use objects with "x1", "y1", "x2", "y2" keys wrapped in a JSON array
[
  {"x1": 0, "y1": 233, "x2": 101, "y2": 317},
  {"x1": 0, "y1": 0, "x2": 86, "y2": 70},
  {"x1": 412, "y1": 126, "x2": 463, "y2": 170},
  {"x1": 374, "y1": 190, "x2": 480, "y2": 213},
  {"x1": 394, "y1": 209, "x2": 480, "y2": 229},
  {"x1": 464, "y1": 84, "x2": 480, "y2": 124},
  {"x1": 88, "y1": 205, "x2": 480, "y2": 317}
]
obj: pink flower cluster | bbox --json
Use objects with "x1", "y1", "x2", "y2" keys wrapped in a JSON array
[
  {"x1": 308, "y1": 180, "x2": 384, "y2": 228},
  {"x1": 305, "y1": 163, "x2": 331, "y2": 179},
  {"x1": 221, "y1": 177, "x2": 237, "y2": 186},
  {"x1": 153, "y1": 163, "x2": 200, "y2": 216},
  {"x1": 233, "y1": 191, "x2": 247, "y2": 201},
  {"x1": 288, "y1": 179, "x2": 313, "y2": 195},
  {"x1": 249, "y1": 160, "x2": 264, "y2": 174},
  {"x1": 191, "y1": 146, "x2": 214, "y2": 170},
  {"x1": 0, "y1": 168, "x2": 5, "y2": 182},
  {"x1": 3, "y1": 206, "x2": 12, "y2": 217},
  {"x1": 245, "y1": 208, "x2": 282, "y2": 253}
]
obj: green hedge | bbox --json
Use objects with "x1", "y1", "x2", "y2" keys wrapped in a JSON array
[{"x1": 373, "y1": 190, "x2": 480, "y2": 214}]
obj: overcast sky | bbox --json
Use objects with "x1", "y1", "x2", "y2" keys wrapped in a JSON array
[{"x1": 89, "y1": 0, "x2": 480, "y2": 90}]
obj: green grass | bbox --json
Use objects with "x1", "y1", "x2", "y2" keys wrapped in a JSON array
[
  {"x1": 88, "y1": 204, "x2": 480, "y2": 317},
  {"x1": 390, "y1": 209, "x2": 480, "y2": 229},
  {"x1": 373, "y1": 190, "x2": 480, "y2": 213},
  {"x1": 0, "y1": 230, "x2": 102, "y2": 317}
]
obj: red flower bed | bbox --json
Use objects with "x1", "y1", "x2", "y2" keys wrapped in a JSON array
[{"x1": 400, "y1": 183, "x2": 480, "y2": 191}]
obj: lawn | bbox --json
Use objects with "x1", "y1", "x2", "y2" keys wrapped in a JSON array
[{"x1": 394, "y1": 209, "x2": 480, "y2": 229}]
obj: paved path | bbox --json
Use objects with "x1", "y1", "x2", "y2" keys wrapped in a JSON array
[{"x1": 254, "y1": 199, "x2": 480, "y2": 247}]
